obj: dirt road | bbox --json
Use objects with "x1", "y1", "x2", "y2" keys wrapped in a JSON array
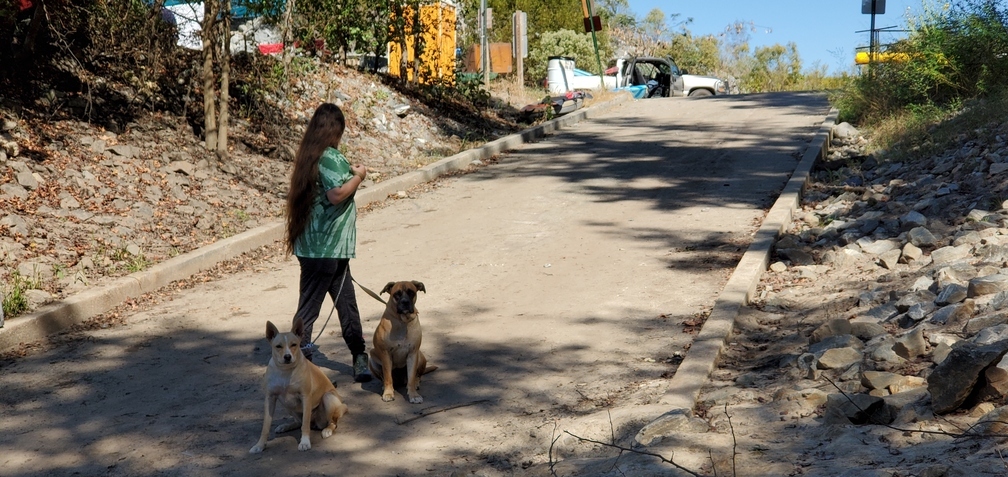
[{"x1": 0, "y1": 92, "x2": 830, "y2": 476}]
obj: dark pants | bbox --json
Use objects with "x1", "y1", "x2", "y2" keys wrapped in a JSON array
[{"x1": 293, "y1": 257, "x2": 366, "y2": 358}]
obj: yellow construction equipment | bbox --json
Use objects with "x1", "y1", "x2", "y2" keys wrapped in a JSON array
[{"x1": 855, "y1": 51, "x2": 911, "y2": 64}]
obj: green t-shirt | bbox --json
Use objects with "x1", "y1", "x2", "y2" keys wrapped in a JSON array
[{"x1": 293, "y1": 147, "x2": 356, "y2": 258}]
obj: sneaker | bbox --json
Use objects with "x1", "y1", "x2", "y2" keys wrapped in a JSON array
[
  {"x1": 353, "y1": 354, "x2": 372, "y2": 382},
  {"x1": 301, "y1": 343, "x2": 317, "y2": 362}
]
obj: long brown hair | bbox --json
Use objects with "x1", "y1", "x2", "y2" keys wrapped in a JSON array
[{"x1": 285, "y1": 103, "x2": 346, "y2": 254}]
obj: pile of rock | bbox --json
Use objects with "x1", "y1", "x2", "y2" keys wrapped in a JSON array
[{"x1": 758, "y1": 119, "x2": 1008, "y2": 430}]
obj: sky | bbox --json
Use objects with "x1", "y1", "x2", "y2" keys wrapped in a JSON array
[{"x1": 626, "y1": 0, "x2": 923, "y2": 74}]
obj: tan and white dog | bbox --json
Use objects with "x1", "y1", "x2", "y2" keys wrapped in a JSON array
[
  {"x1": 249, "y1": 317, "x2": 348, "y2": 453},
  {"x1": 370, "y1": 281, "x2": 437, "y2": 403}
]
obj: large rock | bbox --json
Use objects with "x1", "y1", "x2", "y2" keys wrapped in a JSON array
[
  {"x1": 833, "y1": 122, "x2": 859, "y2": 139},
  {"x1": 810, "y1": 318, "x2": 852, "y2": 344},
  {"x1": 857, "y1": 237, "x2": 900, "y2": 255},
  {"x1": 969, "y1": 274, "x2": 1008, "y2": 297},
  {"x1": 971, "y1": 406, "x2": 1008, "y2": 436},
  {"x1": 907, "y1": 227, "x2": 940, "y2": 247},
  {"x1": 817, "y1": 347, "x2": 863, "y2": 370},
  {"x1": 777, "y1": 247, "x2": 815, "y2": 265},
  {"x1": 931, "y1": 245, "x2": 972, "y2": 265},
  {"x1": 823, "y1": 393, "x2": 888, "y2": 425},
  {"x1": 900, "y1": 211, "x2": 927, "y2": 230},
  {"x1": 930, "y1": 301, "x2": 975, "y2": 326},
  {"x1": 861, "y1": 370, "x2": 904, "y2": 391},
  {"x1": 936, "y1": 283, "x2": 968, "y2": 305},
  {"x1": 883, "y1": 387, "x2": 932, "y2": 425},
  {"x1": 892, "y1": 328, "x2": 927, "y2": 360},
  {"x1": 633, "y1": 409, "x2": 710, "y2": 446},
  {"x1": 928, "y1": 339, "x2": 1008, "y2": 414},
  {"x1": 974, "y1": 363, "x2": 1008, "y2": 404}
]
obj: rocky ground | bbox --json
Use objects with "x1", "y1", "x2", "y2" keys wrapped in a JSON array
[
  {"x1": 681, "y1": 120, "x2": 1008, "y2": 476},
  {"x1": 0, "y1": 62, "x2": 535, "y2": 320}
]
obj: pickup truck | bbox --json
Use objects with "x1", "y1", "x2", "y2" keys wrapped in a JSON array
[
  {"x1": 614, "y1": 56, "x2": 727, "y2": 99},
  {"x1": 545, "y1": 55, "x2": 728, "y2": 99}
]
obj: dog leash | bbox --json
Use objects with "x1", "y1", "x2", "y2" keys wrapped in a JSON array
[
  {"x1": 353, "y1": 278, "x2": 387, "y2": 305},
  {"x1": 310, "y1": 268, "x2": 348, "y2": 346},
  {"x1": 310, "y1": 273, "x2": 387, "y2": 346}
]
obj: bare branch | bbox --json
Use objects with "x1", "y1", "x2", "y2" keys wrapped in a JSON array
[
  {"x1": 561, "y1": 430, "x2": 706, "y2": 477},
  {"x1": 821, "y1": 375, "x2": 1008, "y2": 439},
  {"x1": 395, "y1": 399, "x2": 490, "y2": 425}
]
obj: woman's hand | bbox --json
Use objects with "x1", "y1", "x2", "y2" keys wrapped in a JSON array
[{"x1": 351, "y1": 163, "x2": 367, "y2": 180}]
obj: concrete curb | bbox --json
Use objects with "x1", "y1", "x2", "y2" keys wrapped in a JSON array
[
  {"x1": 0, "y1": 94, "x2": 632, "y2": 352},
  {"x1": 657, "y1": 108, "x2": 839, "y2": 411}
]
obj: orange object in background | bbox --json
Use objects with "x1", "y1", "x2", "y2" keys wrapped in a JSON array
[
  {"x1": 388, "y1": 1, "x2": 457, "y2": 85},
  {"x1": 463, "y1": 43, "x2": 513, "y2": 74}
]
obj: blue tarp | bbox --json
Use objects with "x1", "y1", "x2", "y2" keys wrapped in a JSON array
[
  {"x1": 161, "y1": 0, "x2": 257, "y2": 19},
  {"x1": 617, "y1": 85, "x2": 648, "y2": 99}
]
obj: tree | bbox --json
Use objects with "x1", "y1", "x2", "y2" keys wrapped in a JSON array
[
  {"x1": 201, "y1": 0, "x2": 232, "y2": 160},
  {"x1": 527, "y1": 28, "x2": 598, "y2": 80},
  {"x1": 742, "y1": 42, "x2": 803, "y2": 92}
]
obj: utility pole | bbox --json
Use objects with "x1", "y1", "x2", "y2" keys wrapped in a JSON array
[
  {"x1": 481, "y1": 0, "x2": 489, "y2": 87},
  {"x1": 581, "y1": 0, "x2": 604, "y2": 88},
  {"x1": 861, "y1": 0, "x2": 886, "y2": 77}
]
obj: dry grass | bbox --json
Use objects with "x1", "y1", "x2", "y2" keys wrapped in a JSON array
[
  {"x1": 488, "y1": 77, "x2": 549, "y2": 110},
  {"x1": 868, "y1": 89, "x2": 1008, "y2": 162},
  {"x1": 486, "y1": 76, "x2": 623, "y2": 112}
]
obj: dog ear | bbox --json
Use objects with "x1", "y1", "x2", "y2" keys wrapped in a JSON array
[
  {"x1": 412, "y1": 281, "x2": 425, "y2": 293},
  {"x1": 266, "y1": 321, "x2": 279, "y2": 341},
  {"x1": 291, "y1": 316, "x2": 305, "y2": 339},
  {"x1": 381, "y1": 281, "x2": 396, "y2": 295}
]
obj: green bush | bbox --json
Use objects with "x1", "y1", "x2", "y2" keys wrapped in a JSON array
[
  {"x1": 837, "y1": 0, "x2": 1008, "y2": 124},
  {"x1": 527, "y1": 29, "x2": 599, "y2": 85}
]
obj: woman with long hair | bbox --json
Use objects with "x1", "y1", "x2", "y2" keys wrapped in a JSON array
[{"x1": 285, "y1": 103, "x2": 371, "y2": 382}]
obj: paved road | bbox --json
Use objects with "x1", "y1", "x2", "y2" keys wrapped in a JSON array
[{"x1": 0, "y1": 92, "x2": 830, "y2": 476}]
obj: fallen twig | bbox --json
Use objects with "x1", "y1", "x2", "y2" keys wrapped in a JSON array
[
  {"x1": 561, "y1": 430, "x2": 706, "y2": 477},
  {"x1": 395, "y1": 399, "x2": 491, "y2": 425},
  {"x1": 725, "y1": 403, "x2": 737, "y2": 477}
]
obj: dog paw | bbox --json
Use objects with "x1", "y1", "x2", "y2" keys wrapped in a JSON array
[
  {"x1": 249, "y1": 444, "x2": 265, "y2": 454},
  {"x1": 409, "y1": 394, "x2": 424, "y2": 404},
  {"x1": 321, "y1": 427, "x2": 333, "y2": 439},
  {"x1": 382, "y1": 392, "x2": 395, "y2": 402},
  {"x1": 298, "y1": 438, "x2": 312, "y2": 451}
]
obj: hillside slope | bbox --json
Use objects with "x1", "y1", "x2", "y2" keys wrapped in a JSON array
[{"x1": 0, "y1": 61, "x2": 529, "y2": 317}]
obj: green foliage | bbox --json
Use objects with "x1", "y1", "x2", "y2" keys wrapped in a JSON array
[
  {"x1": 243, "y1": 0, "x2": 391, "y2": 63},
  {"x1": 836, "y1": 0, "x2": 1008, "y2": 124},
  {"x1": 527, "y1": 29, "x2": 599, "y2": 83},
  {"x1": 3, "y1": 271, "x2": 41, "y2": 319},
  {"x1": 425, "y1": 72, "x2": 491, "y2": 107},
  {"x1": 660, "y1": 32, "x2": 722, "y2": 75},
  {"x1": 739, "y1": 42, "x2": 803, "y2": 92},
  {"x1": 456, "y1": 0, "x2": 583, "y2": 45}
]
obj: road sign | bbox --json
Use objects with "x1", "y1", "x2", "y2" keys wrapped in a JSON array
[
  {"x1": 862, "y1": 0, "x2": 886, "y2": 15},
  {"x1": 512, "y1": 10, "x2": 527, "y2": 59}
]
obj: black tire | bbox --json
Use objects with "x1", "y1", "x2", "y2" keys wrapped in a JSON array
[{"x1": 688, "y1": 89, "x2": 713, "y2": 97}]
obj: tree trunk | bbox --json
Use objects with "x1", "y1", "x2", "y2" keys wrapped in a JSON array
[
  {"x1": 411, "y1": 4, "x2": 421, "y2": 85},
  {"x1": 14, "y1": 1, "x2": 46, "y2": 64},
  {"x1": 217, "y1": 0, "x2": 231, "y2": 160},
  {"x1": 201, "y1": 0, "x2": 218, "y2": 152},
  {"x1": 281, "y1": 0, "x2": 294, "y2": 96}
]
